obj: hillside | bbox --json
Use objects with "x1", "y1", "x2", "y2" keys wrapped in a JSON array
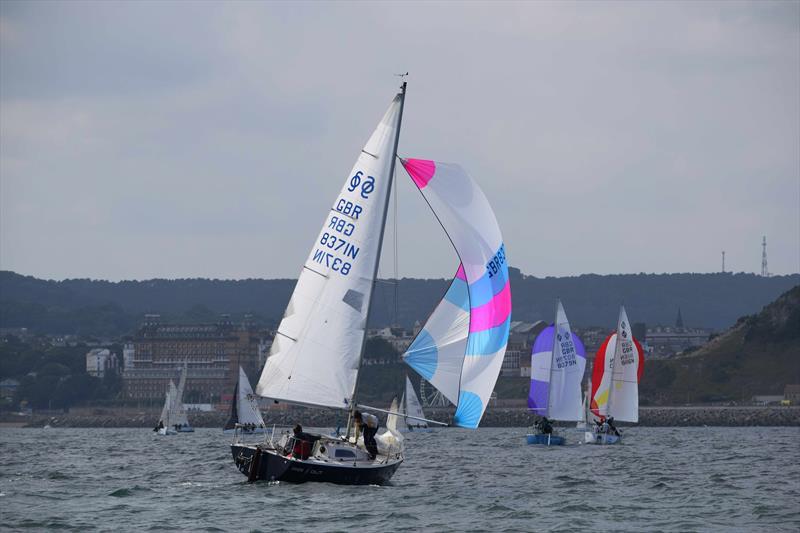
[
  {"x1": 1, "y1": 270, "x2": 798, "y2": 337},
  {"x1": 641, "y1": 285, "x2": 800, "y2": 404}
]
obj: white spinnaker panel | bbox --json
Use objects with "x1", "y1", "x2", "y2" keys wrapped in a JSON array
[
  {"x1": 609, "y1": 306, "x2": 639, "y2": 422},
  {"x1": 547, "y1": 301, "x2": 586, "y2": 421},
  {"x1": 402, "y1": 275, "x2": 468, "y2": 405},
  {"x1": 237, "y1": 367, "x2": 266, "y2": 426},
  {"x1": 404, "y1": 376, "x2": 428, "y2": 428},
  {"x1": 257, "y1": 93, "x2": 403, "y2": 410}
]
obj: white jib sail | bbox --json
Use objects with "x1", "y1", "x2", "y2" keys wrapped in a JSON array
[
  {"x1": 159, "y1": 381, "x2": 173, "y2": 425},
  {"x1": 256, "y1": 90, "x2": 404, "y2": 410},
  {"x1": 237, "y1": 366, "x2": 266, "y2": 427},
  {"x1": 404, "y1": 376, "x2": 428, "y2": 428},
  {"x1": 173, "y1": 361, "x2": 190, "y2": 427},
  {"x1": 167, "y1": 380, "x2": 180, "y2": 425},
  {"x1": 608, "y1": 306, "x2": 639, "y2": 422},
  {"x1": 386, "y1": 396, "x2": 406, "y2": 432},
  {"x1": 546, "y1": 301, "x2": 585, "y2": 421}
]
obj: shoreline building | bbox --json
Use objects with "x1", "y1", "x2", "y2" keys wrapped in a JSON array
[
  {"x1": 86, "y1": 348, "x2": 119, "y2": 378},
  {"x1": 121, "y1": 314, "x2": 267, "y2": 402}
]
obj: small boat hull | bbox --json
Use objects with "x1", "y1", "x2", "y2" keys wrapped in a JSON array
[
  {"x1": 231, "y1": 444, "x2": 402, "y2": 485},
  {"x1": 157, "y1": 427, "x2": 176, "y2": 436},
  {"x1": 526, "y1": 433, "x2": 565, "y2": 446},
  {"x1": 176, "y1": 426, "x2": 194, "y2": 433},
  {"x1": 584, "y1": 431, "x2": 621, "y2": 445}
]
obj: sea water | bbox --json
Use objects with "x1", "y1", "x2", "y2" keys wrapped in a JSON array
[{"x1": 1, "y1": 427, "x2": 798, "y2": 532}]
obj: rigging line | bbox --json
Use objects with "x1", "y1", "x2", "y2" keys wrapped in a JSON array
[{"x1": 393, "y1": 160, "x2": 399, "y2": 327}]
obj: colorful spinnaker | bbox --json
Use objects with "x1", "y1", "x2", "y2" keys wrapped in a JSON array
[
  {"x1": 528, "y1": 300, "x2": 587, "y2": 421},
  {"x1": 590, "y1": 306, "x2": 645, "y2": 422},
  {"x1": 400, "y1": 159, "x2": 510, "y2": 429}
]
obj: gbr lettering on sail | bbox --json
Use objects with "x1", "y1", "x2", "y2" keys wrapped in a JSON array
[{"x1": 310, "y1": 170, "x2": 375, "y2": 276}]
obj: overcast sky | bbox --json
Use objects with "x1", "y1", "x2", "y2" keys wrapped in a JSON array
[{"x1": 1, "y1": 1, "x2": 798, "y2": 281}]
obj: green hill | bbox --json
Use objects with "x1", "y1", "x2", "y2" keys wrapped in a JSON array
[
  {"x1": 2, "y1": 270, "x2": 798, "y2": 336},
  {"x1": 641, "y1": 285, "x2": 800, "y2": 404}
]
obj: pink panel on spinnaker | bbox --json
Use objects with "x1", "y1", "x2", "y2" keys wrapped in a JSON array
[
  {"x1": 468, "y1": 281, "x2": 511, "y2": 333},
  {"x1": 455, "y1": 264, "x2": 467, "y2": 281},
  {"x1": 402, "y1": 158, "x2": 436, "y2": 189}
]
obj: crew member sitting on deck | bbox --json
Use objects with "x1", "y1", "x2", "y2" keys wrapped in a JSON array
[
  {"x1": 354, "y1": 411, "x2": 379, "y2": 460},
  {"x1": 289, "y1": 424, "x2": 319, "y2": 460},
  {"x1": 538, "y1": 416, "x2": 553, "y2": 434}
]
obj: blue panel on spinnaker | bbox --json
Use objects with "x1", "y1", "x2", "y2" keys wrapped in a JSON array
[
  {"x1": 443, "y1": 277, "x2": 470, "y2": 312},
  {"x1": 453, "y1": 391, "x2": 483, "y2": 429},
  {"x1": 404, "y1": 329, "x2": 438, "y2": 381},
  {"x1": 465, "y1": 317, "x2": 511, "y2": 356}
]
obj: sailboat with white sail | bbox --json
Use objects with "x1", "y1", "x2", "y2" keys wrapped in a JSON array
[
  {"x1": 154, "y1": 380, "x2": 177, "y2": 435},
  {"x1": 172, "y1": 360, "x2": 193, "y2": 432},
  {"x1": 224, "y1": 367, "x2": 269, "y2": 435},
  {"x1": 586, "y1": 305, "x2": 645, "y2": 445},
  {"x1": 526, "y1": 300, "x2": 586, "y2": 445},
  {"x1": 230, "y1": 81, "x2": 510, "y2": 484},
  {"x1": 386, "y1": 376, "x2": 430, "y2": 432}
]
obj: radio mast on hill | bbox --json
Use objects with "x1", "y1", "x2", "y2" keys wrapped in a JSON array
[{"x1": 761, "y1": 236, "x2": 769, "y2": 277}]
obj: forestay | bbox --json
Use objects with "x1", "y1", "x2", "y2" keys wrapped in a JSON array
[
  {"x1": 256, "y1": 91, "x2": 404, "y2": 410},
  {"x1": 590, "y1": 306, "x2": 645, "y2": 422},
  {"x1": 400, "y1": 159, "x2": 510, "y2": 429},
  {"x1": 528, "y1": 301, "x2": 587, "y2": 421}
]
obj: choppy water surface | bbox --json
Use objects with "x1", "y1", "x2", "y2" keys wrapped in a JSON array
[{"x1": 1, "y1": 426, "x2": 798, "y2": 532}]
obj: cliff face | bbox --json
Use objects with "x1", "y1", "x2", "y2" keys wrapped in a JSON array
[{"x1": 641, "y1": 285, "x2": 800, "y2": 404}]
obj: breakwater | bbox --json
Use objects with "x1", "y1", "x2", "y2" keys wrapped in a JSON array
[{"x1": 6, "y1": 405, "x2": 799, "y2": 428}]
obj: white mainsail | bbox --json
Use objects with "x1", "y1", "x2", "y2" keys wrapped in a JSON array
[
  {"x1": 256, "y1": 88, "x2": 405, "y2": 410},
  {"x1": 404, "y1": 376, "x2": 428, "y2": 429},
  {"x1": 591, "y1": 306, "x2": 644, "y2": 422}
]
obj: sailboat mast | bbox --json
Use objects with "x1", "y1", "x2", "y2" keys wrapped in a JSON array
[
  {"x1": 606, "y1": 306, "x2": 622, "y2": 419},
  {"x1": 545, "y1": 299, "x2": 559, "y2": 419},
  {"x1": 347, "y1": 81, "x2": 407, "y2": 435}
]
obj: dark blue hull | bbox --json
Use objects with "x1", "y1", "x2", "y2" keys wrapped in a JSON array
[
  {"x1": 526, "y1": 434, "x2": 565, "y2": 446},
  {"x1": 231, "y1": 444, "x2": 401, "y2": 485}
]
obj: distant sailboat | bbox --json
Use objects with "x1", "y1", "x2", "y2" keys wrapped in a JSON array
[
  {"x1": 224, "y1": 367, "x2": 268, "y2": 435},
  {"x1": 526, "y1": 300, "x2": 586, "y2": 445},
  {"x1": 586, "y1": 305, "x2": 645, "y2": 445},
  {"x1": 386, "y1": 376, "x2": 430, "y2": 432},
  {"x1": 172, "y1": 360, "x2": 193, "y2": 432},
  {"x1": 154, "y1": 380, "x2": 177, "y2": 435}
]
